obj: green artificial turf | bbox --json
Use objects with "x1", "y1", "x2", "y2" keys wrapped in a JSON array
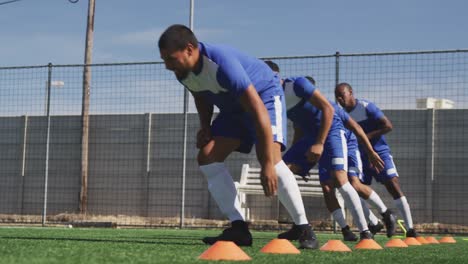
[{"x1": 0, "y1": 227, "x2": 466, "y2": 263}]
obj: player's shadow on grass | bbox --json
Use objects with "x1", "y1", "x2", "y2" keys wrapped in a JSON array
[{"x1": 0, "y1": 236, "x2": 199, "y2": 246}]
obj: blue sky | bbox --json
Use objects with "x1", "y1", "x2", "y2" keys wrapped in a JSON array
[
  {"x1": 1, "y1": 0, "x2": 467, "y2": 66},
  {"x1": 0, "y1": 0, "x2": 467, "y2": 116}
]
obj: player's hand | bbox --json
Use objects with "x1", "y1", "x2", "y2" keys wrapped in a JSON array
[
  {"x1": 368, "y1": 151, "x2": 384, "y2": 173},
  {"x1": 196, "y1": 127, "x2": 212, "y2": 149},
  {"x1": 260, "y1": 162, "x2": 278, "y2": 197},
  {"x1": 306, "y1": 143, "x2": 324, "y2": 163}
]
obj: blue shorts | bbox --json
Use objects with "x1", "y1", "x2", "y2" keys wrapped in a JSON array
[
  {"x1": 360, "y1": 150, "x2": 399, "y2": 185},
  {"x1": 283, "y1": 127, "x2": 347, "y2": 179},
  {"x1": 211, "y1": 95, "x2": 287, "y2": 154},
  {"x1": 346, "y1": 132, "x2": 363, "y2": 178}
]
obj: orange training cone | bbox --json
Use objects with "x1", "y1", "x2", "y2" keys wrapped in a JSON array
[
  {"x1": 320, "y1": 240, "x2": 352, "y2": 252},
  {"x1": 416, "y1": 236, "x2": 429, "y2": 244},
  {"x1": 439, "y1": 236, "x2": 456, "y2": 244},
  {"x1": 198, "y1": 241, "x2": 252, "y2": 261},
  {"x1": 404, "y1": 237, "x2": 422, "y2": 246},
  {"x1": 385, "y1": 238, "x2": 409, "y2": 248},
  {"x1": 260, "y1": 239, "x2": 300, "y2": 254},
  {"x1": 355, "y1": 239, "x2": 383, "y2": 250},
  {"x1": 425, "y1": 236, "x2": 440, "y2": 244}
]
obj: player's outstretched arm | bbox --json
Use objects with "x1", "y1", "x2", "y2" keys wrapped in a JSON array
[
  {"x1": 367, "y1": 116, "x2": 393, "y2": 140},
  {"x1": 308, "y1": 90, "x2": 334, "y2": 163},
  {"x1": 193, "y1": 93, "x2": 214, "y2": 149},
  {"x1": 239, "y1": 85, "x2": 277, "y2": 197},
  {"x1": 345, "y1": 117, "x2": 384, "y2": 172}
]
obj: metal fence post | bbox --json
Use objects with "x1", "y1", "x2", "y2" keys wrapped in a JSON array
[
  {"x1": 335, "y1": 51, "x2": 340, "y2": 88},
  {"x1": 144, "y1": 113, "x2": 152, "y2": 217},
  {"x1": 42, "y1": 63, "x2": 53, "y2": 226},
  {"x1": 426, "y1": 108, "x2": 435, "y2": 223},
  {"x1": 333, "y1": 51, "x2": 340, "y2": 233},
  {"x1": 19, "y1": 115, "x2": 28, "y2": 215},
  {"x1": 179, "y1": 0, "x2": 195, "y2": 229}
]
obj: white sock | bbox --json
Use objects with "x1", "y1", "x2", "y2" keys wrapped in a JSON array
[
  {"x1": 199, "y1": 162, "x2": 245, "y2": 222},
  {"x1": 361, "y1": 198, "x2": 379, "y2": 225},
  {"x1": 366, "y1": 191, "x2": 388, "y2": 214},
  {"x1": 331, "y1": 208, "x2": 347, "y2": 228},
  {"x1": 394, "y1": 196, "x2": 414, "y2": 229},
  {"x1": 338, "y1": 182, "x2": 368, "y2": 232},
  {"x1": 275, "y1": 160, "x2": 308, "y2": 225}
]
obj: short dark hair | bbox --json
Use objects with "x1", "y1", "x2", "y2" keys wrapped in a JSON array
[
  {"x1": 264, "y1": 60, "x2": 280, "y2": 73},
  {"x1": 305, "y1": 76, "x2": 316, "y2": 86},
  {"x1": 158, "y1": 24, "x2": 198, "y2": 51},
  {"x1": 336, "y1": 82, "x2": 352, "y2": 91}
]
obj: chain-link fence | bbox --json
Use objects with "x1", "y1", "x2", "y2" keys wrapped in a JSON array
[{"x1": 0, "y1": 49, "x2": 467, "y2": 234}]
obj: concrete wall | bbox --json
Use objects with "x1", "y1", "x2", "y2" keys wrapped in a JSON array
[{"x1": 0, "y1": 110, "x2": 466, "y2": 227}]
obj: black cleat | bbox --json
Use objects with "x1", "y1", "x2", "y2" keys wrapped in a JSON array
[
  {"x1": 278, "y1": 224, "x2": 303, "y2": 240},
  {"x1": 298, "y1": 225, "x2": 320, "y2": 249},
  {"x1": 381, "y1": 210, "x2": 397, "y2": 238},
  {"x1": 406, "y1": 228, "x2": 419, "y2": 238},
  {"x1": 278, "y1": 224, "x2": 319, "y2": 249},
  {"x1": 360, "y1": 230, "x2": 374, "y2": 240},
  {"x1": 341, "y1": 226, "x2": 358, "y2": 241},
  {"x1": 202, "y1": 220, "x2": 252, "y2": 246},
  {"x1": 368, "y1": 222, "x2": 384, "y2": 236}
]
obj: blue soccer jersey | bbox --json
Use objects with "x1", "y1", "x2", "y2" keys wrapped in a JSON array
[
  {"x1": 178, "y1": 42, "x2": 287, "y2": 153},
  {"x1": 282, "y1": 77, "x2": 347, "y2": 177},
  {"x1": 283, "y1": 77, "x2": 343, "y2": 137},
  {"x1": 179, "y1": 42, "x2": 282, "y2": 113},
  {"x1": 347, "y1": 99, "x2": 390, "y2": 153},
  {"x1": 334, "y1": 104, "x2": 352, "y2": 138}
]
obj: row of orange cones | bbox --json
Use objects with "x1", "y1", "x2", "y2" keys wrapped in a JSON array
[{"x1": 199, "y1": 236, "x2": 457, "y2": 261}]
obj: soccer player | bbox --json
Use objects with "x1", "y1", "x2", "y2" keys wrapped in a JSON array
[
  {"x1": 264, "y1": 61, "x2": 376, "y2": 240},
  {"x1": 333, "y1": 105, "x2": 397, "y2": 238},
  {"x1": 158, "y1": 25, "x2": 318, "y2": 249},
  {"x1": 335, "y1": 82, "x2": 418, "y2": 237}
]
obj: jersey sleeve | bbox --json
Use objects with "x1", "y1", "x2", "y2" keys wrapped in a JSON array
[
  {"x1": 336, "y1": 107, "x2": 351, "y2": 124},
  {"x1": 366, "y1": 102, "x2": 385, "y2": 120},
  {"x1": 213, "y1": 53, "x2": 252, "y2": 97},
  {"x1": 292, "y1": 77, "x2": 316, "y2": 100}
]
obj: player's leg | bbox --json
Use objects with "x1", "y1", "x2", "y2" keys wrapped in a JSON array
[
  {"x1": 262, "y1": 94, "x2": 318, "y2": 249},
  {"x1": 199, "y1": 114, "x2": 253, "y2": 246},
  {"x1": 355, "y1": 151, "x2": 396, "y2": 237},
  {"x1": 347, "y1": 135, "x2": 383, "y2": 233},
  {"x1": 328, "y1": 130, "x2": 372, "y2": 240},
  {"x1": 319, "y1": 176, "x2": 357, "y2": 241},
  {"x1": 378, "y1": 153, "x2": 418, "y2": 237},
  {"x1": 274, "y1": 142, "x2": 319, "y2": 248},
  {"x1": 350, "y1": 176, "x2": 396, "y2": 237}
]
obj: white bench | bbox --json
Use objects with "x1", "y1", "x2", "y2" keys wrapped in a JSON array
[{"x1": 235, "y1": 163, "x2": 345, "y2": 221}]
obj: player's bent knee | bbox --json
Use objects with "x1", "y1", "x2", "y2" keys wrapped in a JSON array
[
  {"x1": 349, "y1": 177, "x2": 361, "y2": 190},
  {"x1": 321, "y1": 181, "x2": 334, "y2": 194},
  {"x1": 384, "y1": 177, "x2": 405, "y2": 199},
  {"x1": 197, "y1": 149, "x2": 216, "y2": 165},
  {"x1": 287, "y1": 163, "x2": 303, "y2": 175}
]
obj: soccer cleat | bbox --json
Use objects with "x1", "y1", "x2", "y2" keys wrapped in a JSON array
[
  {"x1": 341, "y1": 225, "x2": 358, "y2": 241},
  {"x1": 360, "y1": 230, "x2": 374, "y2": 240},
  {"x1": 278, "y1": 224, "x2": 319, "y2": 249},
  {"x1": 278, "y1": 224, "x2": 303, "y2": 240},
  {"x1": 406, "y1": 228, "x2": 419, "y2": 238},
  {"x1": 368, "y1": 222, "x2": 384, "y2": 235},
  {"x1": 202, "y1": 220, "x2": 253, "y2": 246},
  {"x1": 298, "y1": 225, "x2": 320, "y2": 249},
  {"x1": 381, "y1": 210, "x2": 397, "y2": 238}
]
